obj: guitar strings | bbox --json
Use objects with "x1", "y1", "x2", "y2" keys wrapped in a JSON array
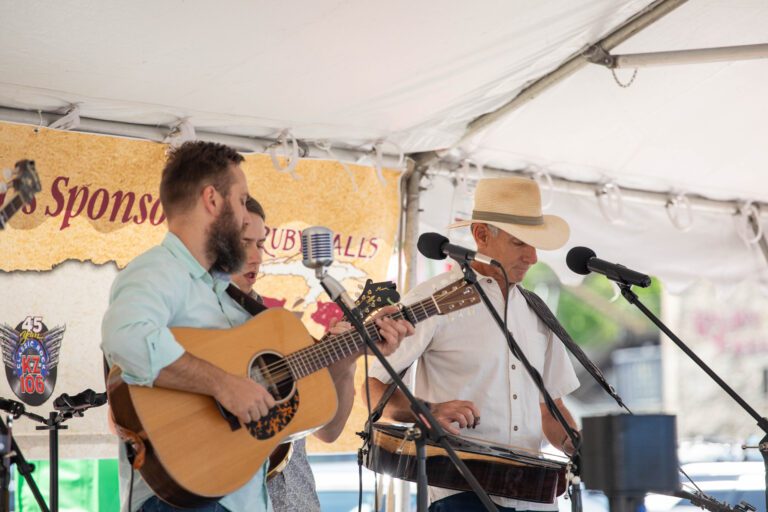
[
  {"x1": 251, "y1": 281, "x2": 467, "y2": 388},
  {"x1": 250, "y1": 300, "x2": 440, "y2": 390}
]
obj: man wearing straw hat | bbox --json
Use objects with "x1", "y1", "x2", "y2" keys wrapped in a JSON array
[{"x1": 364, "y1": 176, "x2": 580, "y2": 512}]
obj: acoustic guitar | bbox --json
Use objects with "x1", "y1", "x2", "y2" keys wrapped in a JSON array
[{"x1": 107, "y1": 277, "x2": 480, "y2": 507}]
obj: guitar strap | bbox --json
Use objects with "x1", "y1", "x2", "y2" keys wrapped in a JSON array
[
  {"x1": 225, "y1": 284, "x2": 268, "y2": 316},
  {"x1": 517, "y1": 285, "x2": 627, "y2": 409}
]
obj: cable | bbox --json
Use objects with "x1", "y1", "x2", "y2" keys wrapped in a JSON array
[{"x1": 127, "y1": 464, "x2": 134, "y2": 512}]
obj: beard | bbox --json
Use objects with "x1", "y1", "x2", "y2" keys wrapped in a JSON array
[{"x1": 206, "y1": 200, "x2": 246, "y2": 274}]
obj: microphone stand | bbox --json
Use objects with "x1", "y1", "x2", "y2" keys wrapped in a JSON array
[
  {"x1": 455, "y1": 260, "x2": 583, "y2": 512},
  {"x1": 617, "y1": 283, "x2": 768, "y2": 512},
  {"x1": 317, "y1": 270, "x2": 499, "y2": 512}
]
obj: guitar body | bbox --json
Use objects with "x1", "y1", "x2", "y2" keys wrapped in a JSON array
[{"x1": 107, "y1": 308, "x2": 338, "y2": 507}]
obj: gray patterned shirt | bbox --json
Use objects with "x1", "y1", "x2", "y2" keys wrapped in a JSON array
[{"x1": 267, "y1": 438, "x2": 321, "y2": 512}]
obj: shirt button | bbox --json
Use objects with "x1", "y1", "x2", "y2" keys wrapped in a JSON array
[
  {"x1": 487, "y1": 278, "x2": 492, "y2": 284},
  {"x1": 513, "y1": 394, "x2": 517, "y2": 400},
  {"x1": 513, "y1": 426, "x2": 519, "y2": 431},
  {"x1": 511, "y1": 364, "x2": 516, "y2": 370}
]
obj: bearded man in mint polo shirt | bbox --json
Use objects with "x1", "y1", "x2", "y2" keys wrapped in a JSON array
[{"x1": 102, "y1": 141, "x2": 413, "y2": 512}]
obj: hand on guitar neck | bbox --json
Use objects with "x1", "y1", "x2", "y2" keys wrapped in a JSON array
[
  {"x1": 318, "y1": 306, "x2": 415, "y2": 443},
  {"x1": 327, "y1": 305, "x2": 415, "y2": 367}
]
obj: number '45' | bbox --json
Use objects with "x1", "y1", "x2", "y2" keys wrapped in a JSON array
[{"x1": 21, "y1": 316, "x2": 43, "y2": 333}]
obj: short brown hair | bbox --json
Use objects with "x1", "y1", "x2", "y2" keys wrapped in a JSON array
[
  {"x1": 245, "y1": 196, "x2": 266, "y2": 221},
  {"x1": 160, "y1": 141, "x2": 244, "y2": 218}
]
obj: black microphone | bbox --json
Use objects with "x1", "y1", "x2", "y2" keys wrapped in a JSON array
[
  {"x1": 53, "y1": 389, "x2": 107, "y2": 412},
  {"x1": 566, "y1": 246, "x2": 652, "y2": 288},
  {"x1": 417, "y1": 232, "x2": 499, "y2": 266},
  {"x1": 0, "y1": 397, "x2": 25, "y2": 417}
]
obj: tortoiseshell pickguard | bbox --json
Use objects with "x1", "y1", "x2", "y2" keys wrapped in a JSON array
[{"x1": 247, "y1": 392, "x2": 299, "y2": 440}]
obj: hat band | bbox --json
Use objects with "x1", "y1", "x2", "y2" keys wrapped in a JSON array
[{"x1": 472, "y1": 210, "x2": 544, "y2": 226}]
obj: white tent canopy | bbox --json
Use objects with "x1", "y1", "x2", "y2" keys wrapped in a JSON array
[{"x1": 1, "y1": 0, "x2": 767, "y2": 292}]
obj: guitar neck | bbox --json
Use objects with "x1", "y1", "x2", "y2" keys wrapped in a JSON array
[
  {"x1": 0, "y1": 195, "x2": 24, "y2": 230},
  {"x1": 286, "y1": 295, "x2": 438, "y2": 379}
]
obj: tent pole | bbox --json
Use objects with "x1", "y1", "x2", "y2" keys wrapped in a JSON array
[
  {"x1": 402, "y1": 164, "x2": 423, "y2": 292},
  {"x1": 604, "y1": 43, "x2": 768, "y2": 68},
  {"x1": 425, "y1": 164, "x2": 768, "y2": 219},
  {"x1": 410, "y1": 0, "x2": 689, "y2": 168},
  {"x1": 0, "y1": 107, "x2": 405, "y2": 168},
  {"x1": 749, "y1": 215, "x2": 768, "y2": 267}
]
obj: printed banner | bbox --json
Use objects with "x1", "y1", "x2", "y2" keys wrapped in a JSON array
[
  {"x1": 0, "y1": 122, "x2": 403, "y2": 457},
  {"x1": 0, "y1": 122, "x2": 402, "y2": 336}
]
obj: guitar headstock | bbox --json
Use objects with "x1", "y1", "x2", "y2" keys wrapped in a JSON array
[
  {"x1": 354, "y1": 279, "x2": 400, "y2": 320},
  {"x1": 432, "y1": 279, "x2": 480, "y2": 315},
  {"x1": 0, "y1": 160, "x2": 42, "y2": 230},
  {"x1": 2, "y1": 160, "x2": 42, "y2": 202}
]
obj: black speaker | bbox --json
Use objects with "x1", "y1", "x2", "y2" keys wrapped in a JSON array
[{"x1": 582, "y1": 414, "x2": 679, "y2": 495}]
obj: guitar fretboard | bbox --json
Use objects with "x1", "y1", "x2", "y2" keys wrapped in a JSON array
[
  {"x1": 0, "y1": 195, "x2": 24, "y2": 230},
  {"x1": 286, "y1": 295, "x2": 440, "y2": 378}
]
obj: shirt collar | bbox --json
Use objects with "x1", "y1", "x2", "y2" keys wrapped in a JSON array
[
  {"x1": 470, "y1": 266, "x2": 519, "y2": 298},
  {"x1": 161, "y1": 232, "x2": 209, "y2": 280},
  {"x1": 211, "y1": 271, "x2": 233, "y2": 295}
]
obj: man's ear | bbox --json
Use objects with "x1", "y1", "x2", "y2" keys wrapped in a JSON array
[
  {"x1": 200, "y1": 184, "x2": 220, "y2": 215},
  {"x1": 472, "y1": 223, "x2": 488, "y2": 249}
]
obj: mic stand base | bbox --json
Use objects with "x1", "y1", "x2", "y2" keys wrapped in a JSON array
[
  {"x1": 0, "y1": 416, "x2": 50, "y2": 512},
  {"x1": 319, "y1": 279, "x2": 498, "y2": 512}
]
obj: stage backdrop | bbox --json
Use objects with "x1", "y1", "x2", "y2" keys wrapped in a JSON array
[{"x1": 0, "y1": 121, "x2": 402, "y2": 458}]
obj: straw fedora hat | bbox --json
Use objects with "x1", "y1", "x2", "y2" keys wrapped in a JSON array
[{"x1": 448, "y1": 177, "x2": 569, "y2": 250}]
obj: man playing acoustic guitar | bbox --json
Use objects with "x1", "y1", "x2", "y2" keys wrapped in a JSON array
[
  {"x1": 102, "y1": 141, "x2": 413, "y2": 512},
  {"x1": 364, "y1": 177, "x2": 581, "y2": 512}
]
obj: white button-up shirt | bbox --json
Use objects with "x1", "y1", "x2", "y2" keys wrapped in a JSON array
[{"x1": 368, "y1": 268, "x2": 579, "y2": 510}]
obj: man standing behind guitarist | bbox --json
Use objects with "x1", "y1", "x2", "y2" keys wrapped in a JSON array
[
  {"x1": 364, "y1": 177, "x2": 581, "y2": 512},
  {"x1": 229, "y1": 196, "x2": 362, "y2": 512},
  {"x1": 102, "y1": 141, "x2": 414, "y2": 512}
]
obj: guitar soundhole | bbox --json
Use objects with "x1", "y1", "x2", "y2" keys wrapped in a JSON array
[
  {"x1": 247, "y1": 351, "x2": 299, "y2": 440},
  {"x1": 249, "y1": 351, "x2": 295, "y2": 402}
]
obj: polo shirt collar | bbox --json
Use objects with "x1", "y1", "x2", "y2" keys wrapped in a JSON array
[{"x1": 161, "y1": 232, "x2": 209, "y2": 280}]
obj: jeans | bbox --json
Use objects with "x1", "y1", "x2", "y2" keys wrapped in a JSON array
[
  {"x1": 428, "y1": 491, "x2": 533, "y2": 512},
  {"x1": 139, "y1": 496, "x2": 231, "y2": 512}
]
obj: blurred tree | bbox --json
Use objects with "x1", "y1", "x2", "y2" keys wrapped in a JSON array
[{"x1": 523, "y1": 262, "x2": 662, "y2": 349}]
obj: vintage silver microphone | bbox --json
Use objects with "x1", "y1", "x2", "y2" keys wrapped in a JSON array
[{"x1": 300, "y1": 226, "x2": 356, "y2": 312}]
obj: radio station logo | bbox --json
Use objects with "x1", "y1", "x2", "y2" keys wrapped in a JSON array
[{"x1": 0, "y1": 316, "x2": 66, "y2": 406}]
